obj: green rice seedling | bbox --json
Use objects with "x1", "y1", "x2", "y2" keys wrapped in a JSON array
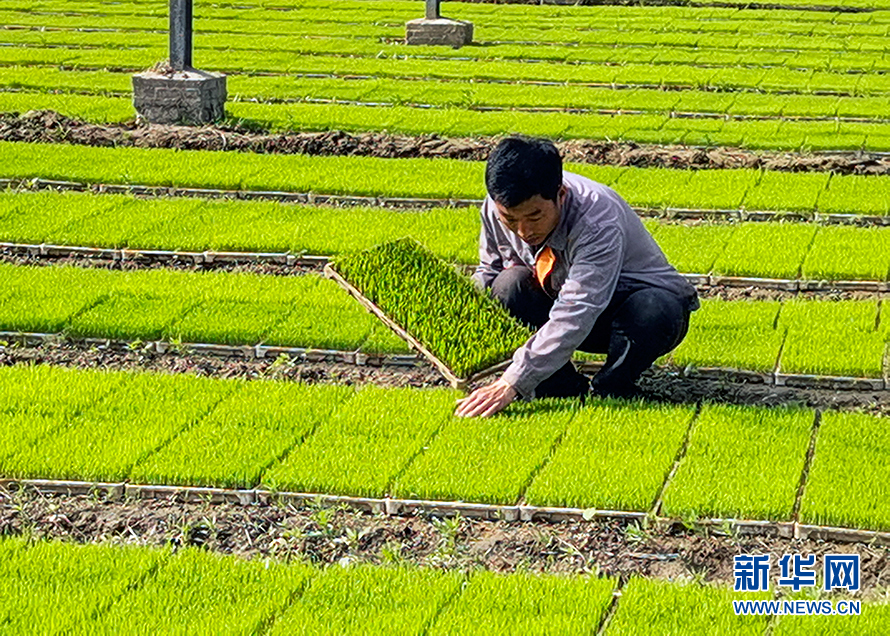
[
  {"x1": 526, "y1": 400, "x2": 695, "y2": 511},
  {"x1": 0, "y1": 538, "x2": 164, "y2": 636},
  {"x1": 59, "y1": 195, "x2": 207, "y2": 249},
  {"x1": 778, "y1": 299, "x2": 883, "y2": 378},
  {"x1": 802, "y1": 225, "x2": 890, "y2": 281},
  {"x1": 836, "y1": 95, "x2": 890, "y2": 119},
  {"x1": 359, "y1": 323, "x2": 412, "y2": 355},
  {"x1": 67, "y1": 293, "x2": 198, "y2": 341},
  {"x1": 0, "y1": 92, "x2": 135, "y2": 123},
  {"x1": 167, "y1": 299, "x2": 293, "y2": 346},
  {"x1": 391, "y1": 398, "x2": 578, "y2": 505},
  {"x1": 268, "y1": 563, "x2": 462, "y2": 636},
  {"x1": 430, "y1": 570, "x2": 615, "y2": 635},
  {"x1": 669, "y1": 299, "x2": 783, "y2": 372},
  {"x1": 87, "y1": 547, "x2": 313, "y2": 635},
  {"x1": 668, "y1": 170, "x2": 759, "y2": 211},
  {"x1": 648, "y1": 221, "x2": 736, "y2": 274},
  {"x1": 818, "y1": 174, "x2": 890, "y2": 216},
  {"x1": 612, "y1": 167, "x2": 693, "y2": 211},
  {"x1": 661, "y1": 404, "x2": 813, "y2": 520},
  {"x1": 262, "y1": 385, "x2": 456, "y2": 496},
  {"x1": 742, "y1": 171, "x2": 830, "y2": 213},
  {"x1": 711, "y1": 222, "x2": 817, "y2": 279},
  {"x1": 605, "y1": 578, "x2": 769, "y2": 636},
  {"x1": 799, "y1": 411, "x2": 890, "y2": 531},
  {"x1": 333, "y1": 239, "x2": 530, "y2": 378},
  {"x1": 0, "y1": 363, "x2": 128, "y2": 417},
  {"x1": 130, "y1": 381, "x2": 352, "y2": 488},
  {"x1": 0, "y1": 371, "x2": 236, "y2": 482},
  {"x1": 262, "y1": 277, "x2": 382, "y2": 350},
  {"x1": 0, "y1": 263, "x2": 114, "y2": 333},
  {"x1": 0, "y1": 189, "x2": 118, "y2": 243}
]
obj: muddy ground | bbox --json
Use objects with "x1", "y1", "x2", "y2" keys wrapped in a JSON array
[
  {"x1": 3, "y1": 110, "x2": 888, "y2": 175},
  {"x1": 0, "y1": 489, "x2": 887, "y2": 596}
]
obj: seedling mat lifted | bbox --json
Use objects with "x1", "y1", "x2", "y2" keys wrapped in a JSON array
[{"x1": 324, "y1": 263, "x2": 510, "y2": 390}]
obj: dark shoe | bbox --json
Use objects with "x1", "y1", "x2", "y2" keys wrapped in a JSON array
[{"x1": 534, "y1": 363, "x2": 591, "y2": 399}]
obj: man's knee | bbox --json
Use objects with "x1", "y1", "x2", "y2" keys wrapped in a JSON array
[
  {"x1": 615, "y1": 288, "x2": 690, "y2": 353},
  {"x1": 490, "y1": 266, "x2": 551, "y2": 329},
  {"x1": 490, "y1": 266, "x2": 535, "y2": 308}
]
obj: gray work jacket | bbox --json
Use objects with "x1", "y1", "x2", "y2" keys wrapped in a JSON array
[{"x1": 472, "y1": 171, "x2": 699, "y2": 397}]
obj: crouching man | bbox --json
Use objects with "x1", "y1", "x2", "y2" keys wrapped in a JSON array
[{"x1": 455, "y1": 136, "x2": 699, "y2": 418}]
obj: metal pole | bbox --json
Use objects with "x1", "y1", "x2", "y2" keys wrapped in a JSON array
[
  {"x1": 170, "y1": 0, "x2": 193, "y2": 71},
  {"x1": 425, "y1": 0, "x2": 440, "y2": 20}
]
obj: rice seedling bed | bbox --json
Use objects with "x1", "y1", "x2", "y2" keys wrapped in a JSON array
[
  {"x1": 605, "y1": 578, "x2": 769, "y2": 636},
  {"x1": 330, "y1": 238, "x2": 530, "y2": 382},
  {"x1": 0, "y1": 538, "x2": 165, "y2": 636},
  {"x1": 2, "y1": 142, "x2": 890, "y2": 219},
  {"x1": 391, "y1": 399, "x2": 578, "y2": 505},
  {"x1": 661, "y1": 404, "x2": 814, "y2": 521},
  {"x1": 525, "y1": 401, "x2": 696, "y2": 511},
  {"x1": 430, "y1": 570, "x2": 616, "y2": 635},
  {"x1": 799, "y1": 411, "x2": 890, "y2": 531},
  {"x1": 777, "y1": 299, "x2": 884, "y2": 378},
  {"x1": 87, "y1": 547, "x2": 311, "y2": 636},
  {"x1": 261, "y1": 385, "x2": 457, "y2": 497}
]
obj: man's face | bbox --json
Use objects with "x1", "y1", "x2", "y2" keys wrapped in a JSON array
[{"x1": 494, "y1": 186, "x2": 566, "y2": 246}]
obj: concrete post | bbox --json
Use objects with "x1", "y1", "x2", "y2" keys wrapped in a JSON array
[
  {"x1": 169, "y1": 0, "x2": 193, "y2": 71},
  {"x1": 132, "y1": 0, "x2": 227, "y2": 124},
  {"x1": 407, "y1": 0, "x2": 473, "y2": 47}
]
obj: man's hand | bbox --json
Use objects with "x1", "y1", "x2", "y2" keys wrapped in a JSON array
[{"x1": 454, "y1": 377, "x2": 517, "y2": 418}]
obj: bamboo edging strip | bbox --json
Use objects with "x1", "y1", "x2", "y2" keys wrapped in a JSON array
[
  {"x1": 3, "y1": 478, "x2": 888, "y2": 547},
  {"x1": 323, "y1": 262, "x2": 510, "y2": 391}
]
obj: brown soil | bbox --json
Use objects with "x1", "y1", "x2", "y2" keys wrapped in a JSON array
[
  {"x1": 1, "y1": 489, "x2": 887, "y2": 595},
  {"x1": 3, "y1": 110, "x2": 888, "y2": 175}
]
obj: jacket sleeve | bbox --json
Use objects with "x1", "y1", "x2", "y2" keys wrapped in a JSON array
[
  {"x1": 471, "y1": 200, "x2": 504, "y2": 290},
  {"x1": 501, "y1": 219, "x2": 625, "y2": 397}
]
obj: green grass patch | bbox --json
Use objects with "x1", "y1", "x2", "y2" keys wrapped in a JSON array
[
  {"x1": 525, "y1": 400, "x2": 694, "y2": 511},
  {"x1": 662, "y1": 404, "x2": 813, "y2": 520}
]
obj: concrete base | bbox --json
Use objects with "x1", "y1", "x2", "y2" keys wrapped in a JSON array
[
  {"x1": 406, "y1": 18, "x2": 473, "y2": 47},
  {"x1": 132, "y1": 68, "x2": 226, "y2": 125}
]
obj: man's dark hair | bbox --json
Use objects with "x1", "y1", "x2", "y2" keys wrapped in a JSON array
[{"x1": 485, "y1": 136, "x2": 563, "y2": 208}]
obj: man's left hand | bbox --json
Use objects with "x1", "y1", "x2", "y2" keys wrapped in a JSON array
[{"x1": 454, "y1": 378, "x2": 517, "y2": 418}]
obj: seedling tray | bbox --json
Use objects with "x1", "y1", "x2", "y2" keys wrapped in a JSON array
[{"x1": 324, "y1": 262, "x2": 511, "y2": 390}]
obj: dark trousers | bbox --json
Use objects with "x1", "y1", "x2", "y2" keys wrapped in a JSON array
[{"x1": 490, "y1": 266, "x2": 692, "y2": 398}]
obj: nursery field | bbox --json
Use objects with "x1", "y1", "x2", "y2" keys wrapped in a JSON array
[
  {"x1": 2, "y1": 0, "x2": 890, "y2": 630},
  {"x1": 5, "y1": 1, "x2": 890, "y2": 148},
  {"x1": 15, "y1": 536, "x2": 883, "y2": 636},
  {"x1": 2, "y1": 364, "x2": 890, "y2": 533}
]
